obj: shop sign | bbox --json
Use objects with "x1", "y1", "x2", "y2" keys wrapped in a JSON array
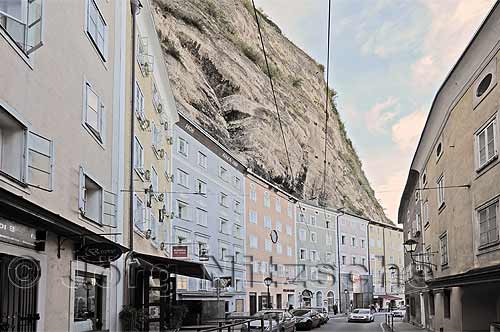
[
  {"x1": 0, "y1": 217, "x2": 37, "y2": 249},
  {"x1": 172, "y1": 245, "x2": 189, "y2": 258},
  {"x1": 76, "y1": 242, "x2": 122, "y2": 264}
]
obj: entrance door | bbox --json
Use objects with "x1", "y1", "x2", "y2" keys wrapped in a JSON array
[
  {"x1": 276, "y1": 294, "x2": 282, "y2": 309},
  {"x1": 250, "y1": 293, "x2": 257, "y2": 315},
  {"x1": 0, "y1": 254, "x2": 40, "y2": 332}
]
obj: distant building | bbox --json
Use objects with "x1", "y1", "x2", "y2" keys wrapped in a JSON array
[
  {"x1": 171, "y1": 113, "x2": 247, "y2": 320},
  {"x1": 245, "y1": 172, "x2": 297, "y2": 314},
  {"x1": 294, "y1": 201, "x2": 338, "y2": 311},
  {"x1": 399, "y1": 2, "x2": 500, "y2": 331}
]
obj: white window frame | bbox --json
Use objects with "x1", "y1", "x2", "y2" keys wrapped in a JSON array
[
  {"x1": 196, "y1": 179, "x2": 207, "y2": 196},
  {"x1": 85, "y1": 0, "x2": 108, "y2": 60},
  {"x1": 133, "y1": 136, "x2": 144, "y2": 173},
  {"x1": 249, "y1": 211, "x2": 257, "y2": 224},
  {"x1": 299, "y1": 229, "x2": 306, "y2": 241},
  {"x1": 79, "y1": 167, "x2": 104, "y2": 225},
  {"x1": 250, "y1": 183, "x2": 257, "y2": 201},
  {"x1": 299, "y1": 248, "x2": 307, "y2": 260},
  {"x1": 196, "y1": 208, "x2": 208, "y2": 227},
  {"x1": 310, "y1": 232, "x2": 317, "y2": 243},
  {"x1": 249, "y1": 235, "x2": 258, "y2": 249},
  {"x1": 177, "y1": 200, "x2": 190, "y2": 221},
  {"x1": 134, "y1": 81, "x2": 144, "y2": 118},
  {"x1": 264, "y1": 191, "x2": 270, "y2": 208},
  {"x1": 437, "y1": 174, "x2": 445, "y2": 209},
  {"x1": 439, "y1": 232, "x2": 449, "y2": 267},
  {"x1": 197, "y1": 151, "x2": 207, "y2": 168},
  {"x1": 477, "y1": 200, "x2": 499, "y2": 248},
  {"x1": 219, "y1": 192, "x2": 228, "y2": 207},
  {"x1": 475, "y1": 118, "x2": 498, "y2": 170},
  {"x1": 177, "y1": 169, "x2": 189, "y2": 188},
  {"x1": 178, "y1": 137, "x2": 188, "y2": 157},
  {"x1": 83, "y1": 81, "x2": 104, "y2": 144},
  {"x1": 264, "y1": 216, "x2": 272, "y2": 229}
]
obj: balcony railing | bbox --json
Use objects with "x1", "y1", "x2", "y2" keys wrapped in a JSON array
[{"x1": 0, "y1": 0, "x2": 43, "y2": 55}]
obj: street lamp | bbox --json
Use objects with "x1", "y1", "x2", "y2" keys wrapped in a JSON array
[
  {"x1": 403, "y1": 239, "x2": 417, "y2": 255},
  {"x1": 264, "y1": 277, "x2": 273, "y2": 309}
]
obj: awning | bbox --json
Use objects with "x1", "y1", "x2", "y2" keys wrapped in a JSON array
[
  {"x1": 134, "y1": 252, "x2": 212, "y2": 280},
  {"x1": 382, "y1": 295, "x2": 402, "y2": 300}
]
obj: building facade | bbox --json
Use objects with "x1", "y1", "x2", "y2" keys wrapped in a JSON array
[
  {"x1": 337, "y1": 213, "x2": 371, "y2": 312},
  {"x1": 171, "y1": 113, "x2": 247, "y2": 321},
  {"x1": 399, "y1": 2, "x2": 500, "y2": 331},
  {"x1": 295, "y1": 201, "x2": 338, "y2": 312},
  {"x1": 0, "y1": 0, "x2": 129, "y2": 331},
  {"x1": 245, "y1": 172, "x2": 297, "y2": 314},
  {"x1": 369, "y1": 221, "x2": 404, "y2": 310}
]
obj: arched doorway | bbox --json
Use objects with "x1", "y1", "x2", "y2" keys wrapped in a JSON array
[
  {"x1": 327, "y1": 291, "x2": 335, "y2": 312},
  {"x1": 302, "y1": 290, "x2": 312, "y2": 307},
  {"x1": 316, "y1": 291, "x2": 323, "y2": 307}
]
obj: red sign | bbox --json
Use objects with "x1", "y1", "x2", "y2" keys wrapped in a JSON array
[{"x1": 172, "y1": 245, "x2": 189, "y2": 258}]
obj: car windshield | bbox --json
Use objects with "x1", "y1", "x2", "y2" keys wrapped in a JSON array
[
  {"x1": 254, "y1": 311, "x2": 283, "y2": 320},
  {"x1": 291, "y1": 309, "x2": 310, "y2": 316},
  {"x1": 353, "y1": 309, "x2": 371, "y2": 314}
]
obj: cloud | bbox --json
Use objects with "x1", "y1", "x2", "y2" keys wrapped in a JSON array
[
  {"x1": 365, "y1": 97, "x2": 399, "y2": 134},
  {"x1": 391, "y1": 109, "x2": 427, "y2": 151},
  {"x1": 411, "y1": 0, "x2": 495, "y2": 88}
]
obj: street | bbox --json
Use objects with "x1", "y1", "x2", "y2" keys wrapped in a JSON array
[{"x1": 317, "y1": 313, "x2": 386, "y2": 331}]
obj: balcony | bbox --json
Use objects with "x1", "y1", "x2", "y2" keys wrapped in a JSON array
[{"x1": 0, "y1": 0, "x2": 43, "y2": 55}]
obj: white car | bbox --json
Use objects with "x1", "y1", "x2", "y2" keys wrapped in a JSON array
[
  {"x1": 392, "y1": 309, "x2": 406, "y2": 318},
  {"x1": 347, "y1": 309, "x2": 374, "y2": 323}
]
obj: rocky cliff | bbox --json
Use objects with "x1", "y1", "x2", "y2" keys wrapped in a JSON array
[{"x1": 152, "y1": 0, "x2": 391, "y2": 223}]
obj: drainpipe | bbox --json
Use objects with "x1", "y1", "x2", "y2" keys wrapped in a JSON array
[
  {"x1": 336, "y1": 209, "x2": 345, "y2": 313},
  {"x1": 382, "y1": 227, "x2": 387, "y2": 294},
  {"x1": 125, "y1": 0, "x2": 141, "y2": 307}
]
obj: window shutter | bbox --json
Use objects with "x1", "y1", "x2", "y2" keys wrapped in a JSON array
[
  {"x1": 102, "y1": 190, "x2": 117, "y2": 227},
  {"x1": 78, "y1": 166, "x2": 85, "y2": 213},
  {"x1": 26, "y1": 0, "x2": 44, "y2": 55},
  {"x1": 27, "y1": 131, "x2": 53, "y2": 191}
]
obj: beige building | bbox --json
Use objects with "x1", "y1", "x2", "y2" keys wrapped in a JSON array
[
  {"x1": 245, "y1": 172, "x2": 297, "y2": 314},
  {"x1": 368, "y1": 221, "x2": 404, "y2": 309},
  {"x1": 399, "y1": 2, "x2": 500, "y2": 331},
  {"x1": 0, "y1": 0, "x2": 129, "y2": 331}
]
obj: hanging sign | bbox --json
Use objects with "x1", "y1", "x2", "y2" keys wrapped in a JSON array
[
  {"x1": 0, "y1": 217, "x2": 37, "y2": 249},
  {"x1": 172, "y1": 245, "x2": 189, "y2": 258},
  {"x1": 76, "y1": 242, "x2": 122, "y2": 264}
]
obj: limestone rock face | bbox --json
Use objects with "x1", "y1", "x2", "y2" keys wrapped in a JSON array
[{"x1": 152, "y1": 0, "x2": 391, "y2": 223}]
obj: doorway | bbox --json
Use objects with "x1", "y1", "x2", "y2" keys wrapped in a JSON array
[
  {"x1": 276, "y1": 294, "x2": 282, "y2": 309},
  {"x1": 250, "y1": 293, "x2": 257, "y2": 315}
]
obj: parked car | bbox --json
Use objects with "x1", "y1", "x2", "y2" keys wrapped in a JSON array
[
  {"x1": 290, "y1": 309, "x2": 322, "y2": 330},
  {"x1": 347, "y1": 308, "x2": 374, "y2": 323},
  {"x1": 241, "y1": 310, "x2": 296, "y2": 332},
  {"x1": 392, "y1": 309, "x2": 406, "y2": 318},
  {"x1": 310, "y1": 307, "x2": 329, "y2": 325}
]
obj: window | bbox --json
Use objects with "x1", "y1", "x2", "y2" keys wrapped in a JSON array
[
  {"x1": 135, "y1": 82, "x2": 144, "y2": 118},
  {"x1": 423, "y1": 201, "x2": 430, "y2": 226},
  {"x1": 287, "y1": 246, "x2": 292, "y2": 257},
  {"x1": 351, "y1": 237, "x2": 356, "y2": 247},
  {"x1": 326, "y1": 252, "x2": 332, "y2": 262},
  {"x1": 421, "y1": 170, "x2": 427, "y2": 187},
  {"x1": 177, "y1": 276, "x2": 188, "y2": 290},
  {"x1": 219, "y1": 245, "x2": 229, "y2": 261},
  {"x1": 133, "y1": 137, "x2": 144, "y2": 173},
  {"x1": 436, "y1": 142, "x2": 442, "y2": 159},
  {"x1": 152, "y1": 80, "x2": 162, "y2": 112},
  {"x1": 219, "y1": 218, "x2": 229, "y2": 234},
  {"x1": 476, "y1": 119, "x2": 497, "y2": 169},
  {"x1": 310, "y1": 250, "x2": 318, "y2": 261},
  {"x1": 275, "y1": 198, "x2": 281, "y2": 212},
  {"x1": 429, "y1": 292, "x2": 435, "y2": 316},
  {"x1": 310, "y1": 267, "x2": 318, "y2": 280},
  {"x1": 0, "y1": 0, "x2": 43, "y2": 55},
  {"x1": 362, "y1": 258, "x2": 366, "y2": 266},
  {"x1": 79, "y1": 168, "x2": 103, "y2": 224},
  {"x1": 310, "y1": 215, "x2": 316, "y2": 226},
  {"x1": 250, "y1": 183, "x2": 257, "y2": 201},
  {"x1": 73, "y1": 271, "x2": 105, "y2": 331},
  {"x1": 249, "y1": 235, "x2": 258, "y2": 249},
  {"x1": 352, "y1": 256, "x2": 356, "y2": 265},
  {"x1": 178, "y1": 137, "x2": 188, "y2": 157},
  {"x1": 84, "y1": 83, "x2": 104, "y2": 142},
  {"x1": 196, "y1": 208, "x2": 208, "y2": 227},
  {"x1": 0, "y1": 109, "x2": 26, "y2": 181},
  {"x1": 287, "y1": 203, "x2": 293, "y2": 218},
  {"x1": 341, "y1": 256, "x2": 346, "y2": 265},
  {"x1": 477, "y1": 73, "x2": 493, "y2": 97},
  {"x1": 440, "y1": 232, "x2": 448, "y2": 266},
  {"x1": 196, "y1": 179, "x2": 206, "y2": 195},
  {"x1": 265, "y1": 239, "x2": 272, "y2": 252},
  {"x1": 299, "y1": 229, "x2": 306, "y2": 241},
  {"x1": 437, "y1": 175, "x2": 445, "y2": 208},
  {"x1": 300, "y1": 249, "x2": 307, "y2": 260},
  {"x1": 233, "y1": 224, "x2": 242, "y2": 239},
  {"x1": 151, "y1": 166, "x2": 158, "y2": 197},
  {"x1": 286, "y1": 225, "x2": 292, "y2": 236},
  {"x1": 264, "y1": 216, "x2": 272, "y2": 229},
  {"x1": 249, "y1": 211, "x2": 257, "y2": 224},
  {"x1": 264, "y1": 192, "x2": 270, "y2": 208},
  {"x1": 361, "y1": 239, "x2": 365, "y2": 248},
  {"x1": 310, "y1": 232, "x2": 317, "y2": 243},
  {"x1": 219, "y1": 192, "x2": 228, "y2": 207},
  {"x1": 478, "y1": 201, "x2": 498, "y2": 247},
  {"x1": 234, "y1": 200, "x2": 242, "y2": 214},
  {"x1": 137, "y1": 35, "x2": 153, "y2": 75},
  {"x1": 298, "y1": 214, "x2": 305, "y2": 223},
  {"x1": 198, "y1": 151, "x2": 207, "y2": 168},
  {"x1": 276, "y1": 243, "x2": 282, "y2": 254},
  {"x1": 152, "y1": 122, "x2": 161, "y2": 150},
  {"x1": 177, "y1": 200, "x2": 190, "y2": 220},
  {"x1": 234, "y1": 176, "x2": 241, "y2": 190},
  {"x1": 133, "y1": 194, "x2": 145, "y2": 231},
  {"x1": 177, "y1": 169, "x2": 189, "y2": 188},
  {"x1": 86, "y1": 0, "x2": 107, "y2": 58},
  {"x1": 276, "y1": 221, "x2": 282, "y2": 232},
  {"x1": 341, "y1": 235, "x2": 346, "y2": 245},
  {"x1": 25, "y1": 131, "x2": 53, "y2": 190},
  {"x1": 219, "y1": 166, "x2": 228, "y2": 181}
]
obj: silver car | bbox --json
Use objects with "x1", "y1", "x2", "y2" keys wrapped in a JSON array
[
  {"x1": 347, "y1": 308, "x2": 374, "y2": 323},
  {"x1": 242, "y1": 310, "x2": 296, "y2": 332}
]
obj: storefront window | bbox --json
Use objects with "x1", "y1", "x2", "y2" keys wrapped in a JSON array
[{"x1": 74, "y1": 271, "x2": 106, "y2": 331}]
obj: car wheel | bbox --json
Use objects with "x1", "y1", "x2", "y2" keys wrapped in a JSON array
[{"x1": 306, "y1": 321, "x2": 313, "y2": 330}]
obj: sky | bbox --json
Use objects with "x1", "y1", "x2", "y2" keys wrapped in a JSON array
[{"x1": 254, "y1": 0, "x2": 495, "y2": 221}]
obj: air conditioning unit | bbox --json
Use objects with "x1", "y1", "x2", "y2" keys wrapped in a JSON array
[
  {"x1": 156, "y1": 103, "x2": 163, "y2": 113},
  {"x1": 157, "y1": 149, "x2": 165, "y2": 159},
  {"x1": 136, "y1": 167, "x2": 145, "y2": 176},
  {"x1": 158, "y1": 193, "x2": 165, "y2": 202},
  {"x1": 144, "y1": 169, "x2": 151, "y2": 181},
  {"x1": 136, "y1": 110, "x2": 146, "y2": 122},
  {"x1": 166, "y1": 174, "x2": 174, "y2": 182},
  {"x1": 169, "y1": 211, "x2": 175, "y2": 219},
  {"x1": 165, "y1": 136, "x2": 174, "y2": 145}
]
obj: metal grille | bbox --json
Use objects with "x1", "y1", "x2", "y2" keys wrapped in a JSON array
[{"x1": 0, "y1": 254, "x2": 39, "y2": 332}]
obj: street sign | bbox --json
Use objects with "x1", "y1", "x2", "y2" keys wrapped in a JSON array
[
  {"x1": 0, "y1": 217, "x2": 38, "y2": 249},
  {"x1": 76, "y1": 242, "x2": 122, "y2": 264},
  {"x1": 172, "y1": 245, "x2": 189, "y2": 258}
]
